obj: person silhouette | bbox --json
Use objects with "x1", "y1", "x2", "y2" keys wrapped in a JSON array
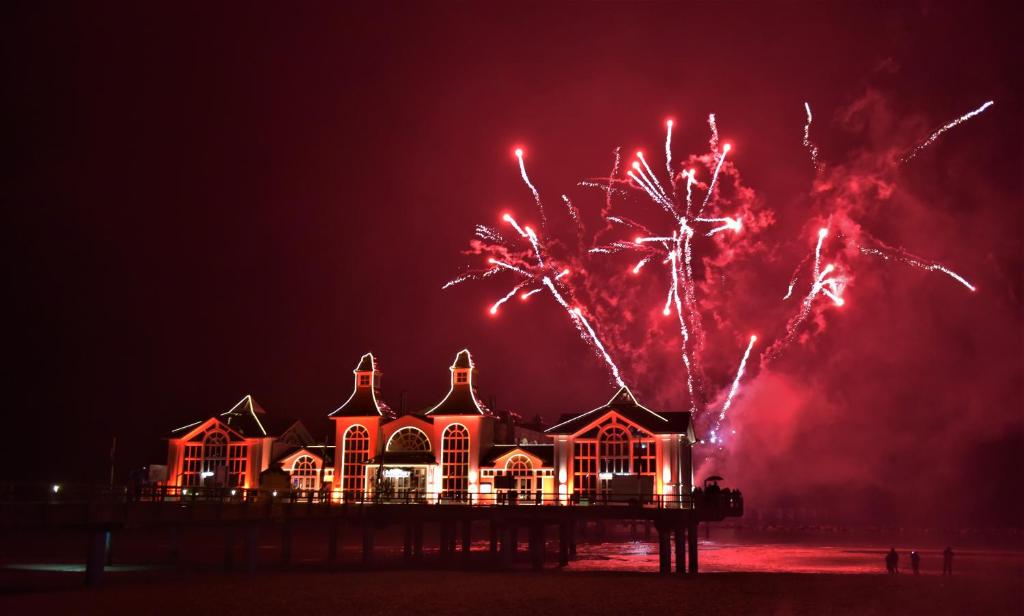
[
  {"x1": 885, "y1": 548, "x2": 899, "y2": 574},
  {"x1": 942, "y1": 546, "x2": 954, "y2": 575},
  {"x1": 910, "y1": 550, "x2": 920, "y2": 575}
]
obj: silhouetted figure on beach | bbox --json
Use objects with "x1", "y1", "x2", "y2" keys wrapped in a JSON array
[
  {"x1": 942, "y1": 546, "x2": 954, "y2": 575},
  {"x1": 885, "y1": 548, "x2": 899, "y2": 574},
  {"x1": 910, "y1": 551, "x2": 920, "y2": 575}
]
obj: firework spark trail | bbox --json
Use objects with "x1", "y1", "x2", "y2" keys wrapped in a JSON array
[
  {"x1": 667, "y1": 240, "x2": 697, "y2": 404},
  {"x1": 638, "y1": 152, "x2": 670, "y2": 202},
  {"x1": 813, "y1": 227, "x2": 828, "y2": 280},
  {"x1": 537, "y1": 275, "x2": 626, "y2": 388},
  {"x1": 860, "y1": 246, "x2": 976, "y2": 291},
  {"x1": 803, "y1": 102, "x2": 821, "y2": 171},
  {"x1": 684, "y1": 169, "x2": 696, "y2": 216},
  {"x1": 783, "y1": 253, "x2": 811, "y2": 300},
  {"x1": 901, "y1": 100, "x2": 994, "y2": 162},
  {"x1": 490, "y1": 281, "x2": 529, "y2": 314},
  {"x1": 708, "y1": 113, "x2": 719, "y2": 153},
  {"x1": 525, "y1": 226, "x2": 544, "y2": 266},
  {"x1": 698, "y1": 143, "x2": 731, "y2": 216},
  {"x1": 710, "y1": 334, "x2": 757, "y2": 444},
  {"x1": 515, "y1": 148, "x2": 545, "y2": 227},
  {"x1": 629, "y1": 163, "x2": 675, "y2": 213},
  {"x1": 632, "y1": 256, "x2": 652, "y2": 274},
  {"x1": 698, "y1": 215, "x2": 742, "y2": 236},
  {"x1": 601, "y1": 147, "x2": 622, "y2": 219},
  {"x1": 441, "y1": 267, "x2": 499, "y2": 290},
  {"x1": 488, "y1": 258, "x2": 529, "y2": 276},
  {"x1": 451, "y1": 102, "x2": 989, "y2": 450},
  {"x1": 665, "y1": 120, "x2": 674, "y2": 179},
  {"x1": 561, "y1": 194, "x2": 580, "y2": 225},
  {"x1": 474, "y1": 225, "x2": 506, "y2": 244}
]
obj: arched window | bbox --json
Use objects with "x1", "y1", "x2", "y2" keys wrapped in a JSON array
[
  {"x1": 342, "y1": 425, "x2": 370, "y2": 500},
  {"x1": 291, "y1": 455, "x2": 318, "y2": 490},
  {"x1": 599, "y1": 425, "x2": 630, "y2": 493},
  {"x1": 442, "y1": 424, "x2": 470, "y2": 498},
  {"x1": 386, "y1": 427, "x2": 430, "y2": 452},
  {"x1": 506, "y1": 455, "x2": 532, "y2": 474},
  {"x1": 201, "y1": 431, "x2": 228, "y2": 486}
]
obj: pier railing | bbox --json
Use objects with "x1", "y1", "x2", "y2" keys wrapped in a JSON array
[{"x1": 0, "y1": 482, "x2": 742, "y2": 516}]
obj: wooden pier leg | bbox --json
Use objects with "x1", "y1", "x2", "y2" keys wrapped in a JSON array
[
  {"x1": 501, "y1": 525, "x2": 514, "y2": 567},
  {"x1": 530, "y1": 523, "x2": 545, "y2": 571},
  {"x1": 510, "y1": 527, "x2": 519, "y2": 554},
  {"x1": 245, "y1": 524, "x2": 259, "y2": 573},
  {"x1": 224, "y1": 526, "x2": 236, "y2": 570},
  {"x1": 104, "y1": 530, "x2": 113, "y2": 566},
  {"x1": 461, "y1": 519, "x2": 472, "y2": 558},
  {"x1": 658, "y1": 527, "x2": 672, "y2": 574},
  {"x1": 413, "y1": 522, "x2": 423, "y2": 562},
  {"x1": 281, "y1": 521, "x2": 293, "y2": 566},
  {"x1": 569, "y1": 521, "x2": 577, "y2": 557},
  {"x1": 558, "y1": 522, "x2": 570, "y2": 567},
  {"x1": 403, "y1": 523, "x2": 414, "y2": 562},
  {"x1": 85, "y1": 529, "x2": 106, "y2": 586},
  {"x1": 687, "y1": 522, "x2": 699, "y2": 574},
  {"x1": 674, "y1": 525, "x2": 686, "y2": 574},
  {"x1": 439, "y1": 522, "x2": 450, "y2": 560},
  {"x1": 328, "y1": 519, "x2": 338, "y2": 564},
  {"x1": 361, "y1": 523, "x2": 374, "y2": 566},
  {"x1": 489, "y1": 521, "x2": 499, "y2": 556},
  {"x1": 168, "y1": 525, "x2": 180, "y2": 565}
]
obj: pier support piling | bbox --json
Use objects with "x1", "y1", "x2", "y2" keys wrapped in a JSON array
[
  {"x1": 245, "y1": 524, "x2": 259, "y2": 573},
  {"x1": 361, "y1": 523, "x2": 375, "y2": 566},
  {"x1": 687, "y1": 522, "x2": 699, "y2": 574},
  {"x1": 461, "y1": 519, "x2": 472, "y2": 558},
  {"x1": 658, "y1": 527, "x2": 672, "y2": 574},
  {"x1": 674, "y1": 525, "x2": 686, "y2": 574},
  {"x1": 281, "y1": 521, "x2": 293, "y2": 566},
  {"x1": 413, "y1": 521, "x2": 423, "y2": 562},
  {"x1": 529, "y1": 523, "x2": 545, "y2": 571},
  {"x1": 328, "y1": 519, "x2": 338, "y2": 564},
  {"x1": 224, "y1": 526, "x2": 235, "y2": 570},
  {"x1": 558, "y1": 522, "x2": 570, "y2": 567},
  {"x1": 85, "y1": 529, "x2": 106, "y2": 586}
]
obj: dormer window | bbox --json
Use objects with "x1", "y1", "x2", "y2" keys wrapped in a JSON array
[
  {"x1": 455, "y1": 371, "x2": 468, "y2": 385},
  {"x1": 358, "y1": 373, "x2": 371, "y2": 387}
]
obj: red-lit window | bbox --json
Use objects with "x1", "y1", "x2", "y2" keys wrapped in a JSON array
[
  {"x1": 506, "y1": 455, "x2": 536, "y2": 500},
  {"x1": 182, "y1": 444, "x2": 202, "y2": 487},
  {"x1": 442, "y1": 424, "x2": 470, "y2": 499},
  {"x1": 573, "y1": 441, "x2": 597, "y2": 498},
  {"x1": 455, "y1": 371, "x2": 468, "y2": 384},
  {"x1": 387, "y1": 427, "x2": 430, "y2": 452},
  {"x1": 291, "y1": 455, "x2": 318, "y2": 491},
  {"x1": 227, "y1": 444, "x2": 247, "y2": 487},
  {"x1": 342, "y1": 425, "x2": 370, "y2": 500},
  {"x1": 358, "y1": 374, "x2": 371, "y2": 387},
  {"x1": 599, "y1": 426, "x2": 630, "y2": 494}
]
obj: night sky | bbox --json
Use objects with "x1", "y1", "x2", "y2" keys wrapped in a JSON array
[{"x1": 4, "y1": 3, "x2": 1020, "y2": 526}]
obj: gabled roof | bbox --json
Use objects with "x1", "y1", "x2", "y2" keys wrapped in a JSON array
[
  {"x1": 484, "y1": 444, "x2": 554, "y2": 467},
  {"x1": 425, "y1": 349, "x2": 486, "y2": 416},
  {"x1": 329, "y1": 353, "x2": 386, "y2": 417},
  {"x1": 545, "y1": 387, "x2": 691, "y2": 436},
  {"x1": 271, "y1": 446, "x2": 324, "y2": 468},
  {"x1": 169, "y1": 394, "x2": 269, "y2": 438}
]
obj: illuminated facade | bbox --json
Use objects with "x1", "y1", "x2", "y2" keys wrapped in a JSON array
[
  {"x1": 547, "y1": 387, "x2": 695, "y2": 503},
  {"x1": 164, "y1": 395, "x2": 331, "y2": 491},
  {"x1": 162, "y1": 349, "x2": 694, "y2": 503},
  {"x1": 329, "y1": 350, "x2": 693, "y2": 504}
]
